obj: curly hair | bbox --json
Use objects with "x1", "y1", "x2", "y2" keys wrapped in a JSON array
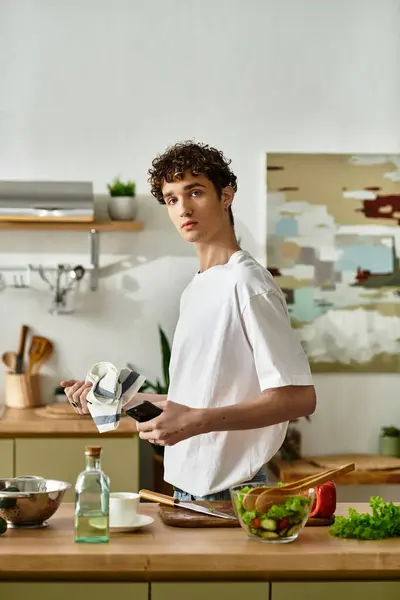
[{"x1": 148, "y1": 141, "x2": 237, "y2": 227}]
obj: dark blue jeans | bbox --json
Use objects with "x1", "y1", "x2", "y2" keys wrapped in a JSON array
[{"x1": 173, "y1": 466, "x2": 268, "y2": 501}]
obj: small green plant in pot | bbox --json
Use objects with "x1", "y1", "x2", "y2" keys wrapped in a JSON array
[
  {"x1": 379, "y1": 426, "x2": 400, "y2": 457},
  {"x1": 107, "y1": 176, "x2": 137, "y2": 221}
]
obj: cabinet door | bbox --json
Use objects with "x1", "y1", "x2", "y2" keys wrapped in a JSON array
[
  {"x1": 152, "y1": 583, "x2": 269, "y2": 600},
  {"x1": 0, "y1": 439, "x2": 14, "y2": 477},
  {"x1": 15, "y1": 436, "x2": 139, "y2": 502},
  {"x1": 0, "y1": 583, "x2": 147, "y2": 600},
  {"x1": 271, "y1": 582, "x2": 400, "y2": 600}
]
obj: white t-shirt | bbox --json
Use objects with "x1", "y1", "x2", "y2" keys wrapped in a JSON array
[{"x1": 163, "y1": 250, "x2": 313, "y2": 497}]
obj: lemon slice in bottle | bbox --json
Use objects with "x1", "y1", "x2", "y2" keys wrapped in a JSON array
[{"x1": 88, "y1": 516, "x2": 108, "y2": 531}]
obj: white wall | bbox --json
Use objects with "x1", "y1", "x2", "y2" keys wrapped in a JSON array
[{"x1": 1, "y1": 0, "x2": 400, "y2": 496}]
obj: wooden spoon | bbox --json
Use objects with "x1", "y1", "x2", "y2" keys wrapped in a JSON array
[
  {"x1": 242, "y1": 486, "x2": 270, "y2": 511},
  {"x1": 2, "y1": 351, "x2": 17, "y2": 372}
]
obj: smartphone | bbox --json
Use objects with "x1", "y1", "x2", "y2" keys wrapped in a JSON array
[{"x1": 125, "y1": 400, "x2": 163, "y2": 423}]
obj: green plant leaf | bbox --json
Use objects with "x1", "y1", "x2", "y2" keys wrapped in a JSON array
[
  {"x1": 107, "y1": 176, "x2": 136, "y2": 197},
  {"x1": 159, "y1": 326, "x2": 171, "y2": 389},
  {"x1": 140, "y1": 381, "x2": 159, "y2": 393},
  {"x1": 381, "y1": 426, "x2": 400, "y2": 437}
]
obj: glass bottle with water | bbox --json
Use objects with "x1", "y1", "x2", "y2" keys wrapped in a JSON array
[{"x1": 74, "y1": 445, "x2": 110, "y2": 543}]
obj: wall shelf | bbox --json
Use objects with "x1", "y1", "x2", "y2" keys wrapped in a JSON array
[
  {"x1": 0, "y1": 219, "x2": 144, "y2": 297},
  {"x1": 0, "y1": 219, "x2": 144, "y2": 232}
]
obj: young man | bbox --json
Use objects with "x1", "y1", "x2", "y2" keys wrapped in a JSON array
[{"x1": 61, "y1": 141, "x2": 316, "y2": 501}]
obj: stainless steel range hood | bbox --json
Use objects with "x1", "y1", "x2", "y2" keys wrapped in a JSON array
[{"x1": 0, "y1": 180, "x2": 94, "y2": 221}]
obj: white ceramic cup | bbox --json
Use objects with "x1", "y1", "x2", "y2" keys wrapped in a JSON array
[{"x1": 109, "y1": 492, "x2": 140, "y2": 527}]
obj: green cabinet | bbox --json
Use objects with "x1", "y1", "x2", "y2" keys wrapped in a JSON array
[
  {"x1": 152, "y1": 583, "x2": 269, "y2": 600},
  {"x1": 271, "y1": 582, "x2": 400, "y2": 600},
  {"x1": 0, "y1": 583, "x2": 147, "y2": 600},
  {"x1": 15, "y1": 436, "x2": 139, "y2": 501},
  {"x1": 0, "y1": 439, "x2": 14, "y2": 477}
]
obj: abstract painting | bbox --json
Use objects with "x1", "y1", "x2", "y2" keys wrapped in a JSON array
[{"x1": 266, "y1": 153, "x2": 400, "y2": 372}]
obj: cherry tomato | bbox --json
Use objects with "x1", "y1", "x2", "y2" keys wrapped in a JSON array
[{"x1": 278, "y1": 518, "x2": 289, "y2": 530}]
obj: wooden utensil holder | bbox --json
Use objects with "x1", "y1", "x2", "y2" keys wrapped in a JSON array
[{"x1": 4, "y1": 372, "x2": 42, "y2": 409}]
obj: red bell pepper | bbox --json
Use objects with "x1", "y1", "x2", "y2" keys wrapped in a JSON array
[{"x1": 309, "y1": 480, "x2": 336, "y2": 518}]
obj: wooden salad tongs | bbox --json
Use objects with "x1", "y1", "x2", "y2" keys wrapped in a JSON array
[{"x1": 243, "y1": 462, "x2": 355, "y2": 513}]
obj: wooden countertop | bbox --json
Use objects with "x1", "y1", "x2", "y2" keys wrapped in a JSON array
[
  {"x1": 275, "y1": 457, "x2": 400, "y2": 485},
  {"x1": 1, "y1": 503, "x2": 400, "y2": 582},
  {"x1": 0, "y1": 405, "x2": 137, "y2": 438}
]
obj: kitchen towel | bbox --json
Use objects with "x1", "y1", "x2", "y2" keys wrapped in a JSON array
[{"x1": 85, "y1": 361, "x2": 146, "y2": 433}]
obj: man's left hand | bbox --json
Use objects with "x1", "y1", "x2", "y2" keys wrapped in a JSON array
[{"x1": 136, "y1": 400, "x2": 201, "y2": 446}]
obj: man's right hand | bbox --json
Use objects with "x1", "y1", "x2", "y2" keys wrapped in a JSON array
[{"x1": 59, "y1": 379, "x2": 92, "y2": 415}]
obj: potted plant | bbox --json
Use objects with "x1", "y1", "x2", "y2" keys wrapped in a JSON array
[
  {"x1": 107, "y1": 176, "x2": 137, "y2": 221},
  {"x1": 136, "y1": 326, "x2": 172, "y2": 494},
  {"x1": 379, "y1": 426, "x2": 400, "y2": 457}
]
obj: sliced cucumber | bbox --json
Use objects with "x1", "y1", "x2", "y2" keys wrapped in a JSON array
[
  {"x1": 260, "y1": 518, "x2": 277, "y2": 531},
  {"x1": 278, "y1": 527, "x2": 289, "y2": 537},
  {"x1": 261, "y1": 530, "x2": 279, "y2": 539},
  {"x1": 287, "y1": 524, "x2": 302, "y2": 536}
]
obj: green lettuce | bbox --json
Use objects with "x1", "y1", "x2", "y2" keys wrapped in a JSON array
[{"x1": 329, "y1": 496, "x2": 400, "y2": 540}]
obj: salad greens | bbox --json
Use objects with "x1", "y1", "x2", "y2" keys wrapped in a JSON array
[
  {"x1": 234, "y1": 486, "x2": 311, "y2": 540},
  {"x1": 329, "y1": 496, "x2": 400, "y2": 540}
]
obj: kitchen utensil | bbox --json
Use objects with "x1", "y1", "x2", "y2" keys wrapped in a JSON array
[
  {"x1": 69, "y1": 265, "x2": 85, "y2": 284},
  {"x1": 30, "y1": 338, "x2": 54, "y2": 375},
  {"x1": 2, "y1": 351, "x2": 17, "y2": 372},
  {"x1": 139, "y1": 489, "x2": 237, "y2": 520},
  {"x1": 253, "y1": 463, "x2": 355, "y2": 514},
  {"x1": 15, "y1": 324, "x2": 29, "y2": 373},
  {"x1": 0, "y1": 476, "x2": 71, "y2": 528},
  {"x1": 273, "y1": 462, "x2": 355, "y2": 493},
  {"x1": 158, "y1": 501, "x2": 334, "y2": 528},
  {"x1": 26, "y1": 336, "x2": 52, "y2": 375},
  {"x1": 242, "y1": 466, "x2": 346, "y2": 511}
]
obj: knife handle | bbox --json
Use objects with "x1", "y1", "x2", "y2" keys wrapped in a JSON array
[{"x1": 139, "y1": 489, "x2": 177, "y2": 506}]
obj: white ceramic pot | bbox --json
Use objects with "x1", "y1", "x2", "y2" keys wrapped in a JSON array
[{"x1": 108, "y1": 195, "x2": 138, "y2": 221}]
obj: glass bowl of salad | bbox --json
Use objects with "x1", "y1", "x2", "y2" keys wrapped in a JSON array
[{"x1": 230, "y1": 482, "x2": 315, "y2": 543}]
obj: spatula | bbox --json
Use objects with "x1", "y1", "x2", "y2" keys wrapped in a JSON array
[
  {"x1": 30, "y1": 338, "x2": 54, "y2": 375},
  {"x1": 26, "y1": 336, "x2": 52, "y2": 375}
]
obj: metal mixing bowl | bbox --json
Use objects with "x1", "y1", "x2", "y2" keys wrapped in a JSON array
[{"x1": 0, "y1": 476, "x2": 71, "y2": 528}]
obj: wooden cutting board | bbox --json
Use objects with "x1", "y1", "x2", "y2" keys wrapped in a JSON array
[
  {"x1": 34, "y1": 402, "x2": 90, "y2": 419},
  {"x1": 305, "y1": 453, "x2": 400, "y2": 471},
  {"x1": 158, "y1": 501, "x2": 334, "y2": 528},
  {"x1": 34, "y1": 401, "x2": 128, "y2": 420}
]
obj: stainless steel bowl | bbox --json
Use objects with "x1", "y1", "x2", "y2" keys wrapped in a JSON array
[{"x1": 0, "y1": 476, "x2": 71, "y2": 528}]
